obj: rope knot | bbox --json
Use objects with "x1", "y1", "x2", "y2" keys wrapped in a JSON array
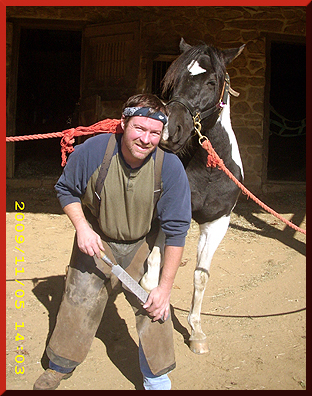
[
  {"x1": 60, "y1": 119, "x2": 122, "y2": 166},
  {"x1": 207, "y1": 154, "x2": 222, "y2": 168},
  {"x1": 202, "y1": 139, "x2": 224, "y2": 169},
  {"x1": 60, "y1": 128, "x2": 77, "y2": 166}
]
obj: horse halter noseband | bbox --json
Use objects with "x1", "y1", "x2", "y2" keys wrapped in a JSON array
[{"x1": 167, "y1": 72, "x2": 238, "y2": 146}]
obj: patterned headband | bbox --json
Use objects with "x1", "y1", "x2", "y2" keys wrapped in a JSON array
[{"x1": 123, "y1": 107, "x2": 168, "y2": 125}]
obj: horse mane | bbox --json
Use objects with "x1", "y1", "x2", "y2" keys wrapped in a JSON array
[{"x1": 161, "y1": 42, "x2": 225, "y2": 98}]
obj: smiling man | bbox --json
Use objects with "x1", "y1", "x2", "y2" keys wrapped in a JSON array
[
  {"x1": 33, "y1": 94, "x2": 191, "y2": 390},
  {"x1": 121, "y1": 108, "x2": 164, "y2": 167}
]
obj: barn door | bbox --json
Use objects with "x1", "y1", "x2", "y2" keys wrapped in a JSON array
[{"x1": 79, "y1": 21, "x2": 140, "y2": 126}]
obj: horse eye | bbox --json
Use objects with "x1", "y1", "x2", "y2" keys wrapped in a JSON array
[{"x1": 206, "y1": 80, "x2": 216, "y2": 86}]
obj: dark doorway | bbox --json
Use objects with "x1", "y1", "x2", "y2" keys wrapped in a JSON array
[
  {"x1": 152, "y1": 60, "x2": 172, "y2": 99},
  {"x1": 268, "y1": 41, "x2": 306, "y2": 182},
  {"x1": 15, "y1": 29, "x2": 82, "y2": 178}
]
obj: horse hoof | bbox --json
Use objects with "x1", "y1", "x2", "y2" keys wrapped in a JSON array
[
  {"x1": 189, "y1": 339, "x2": 210, "y2": 354},
  {"x1": 139, "y1": 277, "x2": 152, "y2": 293}
]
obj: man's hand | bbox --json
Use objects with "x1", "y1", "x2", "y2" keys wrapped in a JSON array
[
  {"x1": 143, "y1": 285, "x2": 171, "y2": 322},
  {"x1": 76, "y1": 223, "x2": 105, "y2": 258},
  {"x1": 63, "y1": 202, "x2": 104, "y2": 258}
]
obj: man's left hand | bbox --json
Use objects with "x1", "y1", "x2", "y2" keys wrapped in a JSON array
[{"x1": 143, "y1": 285, "x2": 171, "y2": 322}]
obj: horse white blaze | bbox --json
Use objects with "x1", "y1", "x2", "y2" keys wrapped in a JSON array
[
  {"x1": 188, "y1": 215, "x2": 230, "y2": 342},
  {"x1": 217, "y1": 99, "x2": 244, "y2": 178},
  {"x1": 187, "y1": 60, "x2": 207, "y2": 76}
]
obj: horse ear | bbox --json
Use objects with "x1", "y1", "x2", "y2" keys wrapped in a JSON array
[
  {"x1": 222, "y1": 44, "x2": 245, "y2": 65},
  {"x1": 180, "y1": 38, "x2": 192, "y2": 53}
]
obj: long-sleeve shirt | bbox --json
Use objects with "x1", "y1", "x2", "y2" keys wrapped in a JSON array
[{"x1": 55, "y1": 133, "x2": 191, "y2": 247}]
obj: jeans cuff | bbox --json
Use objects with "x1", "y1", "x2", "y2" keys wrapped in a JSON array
[{"x1": 49, "y1": 360, "x2": 75, "y2": 374}]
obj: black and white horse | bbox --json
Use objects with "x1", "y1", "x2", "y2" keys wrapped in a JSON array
[{"x1": 141, "y1": 39, "x2": 245, "y2": 354}]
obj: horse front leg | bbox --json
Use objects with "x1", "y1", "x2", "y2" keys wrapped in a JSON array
[
  {"x1": 188, "y1": 215, "x2": 230, "y2": 354},
  {"x1": 140, "y1": 229, "x2": 165, "y2": 292}
]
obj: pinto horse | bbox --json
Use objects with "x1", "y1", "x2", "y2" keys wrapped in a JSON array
[{"x1": 141, "y1": 38, "x2": 245, "y2": 354}]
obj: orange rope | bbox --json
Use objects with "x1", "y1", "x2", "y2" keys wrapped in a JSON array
[
  {"x1": 6, "y1": 120, "x2": 306, "y2": 235},
  {"x1": 202, "y1": 139, "x2": 306, "y2": 235},
  {"x1": 6, "y1": 119, "x2": 122, "y2": 166},
  {"x1": 59, "y1": 119, "x2": 121, "y2": 165},
  {"x1": 6, "y1": 132, "x2": 64, "y2": 142}
]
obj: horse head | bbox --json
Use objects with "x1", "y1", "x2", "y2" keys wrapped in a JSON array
[{"x1": 160, "y1": 38, "x2": 245, "y2": 154}]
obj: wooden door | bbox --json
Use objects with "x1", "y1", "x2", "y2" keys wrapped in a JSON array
[{"x1": 79, "y1": 21, "x2": 141, "y2": 126}]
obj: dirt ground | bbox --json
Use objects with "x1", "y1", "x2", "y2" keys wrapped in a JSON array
[{"x1": 6, "y1": 184, "x2": 306, "y2": 390}]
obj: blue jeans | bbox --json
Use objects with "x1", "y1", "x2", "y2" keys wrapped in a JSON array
[
  {"x1": 139, "y1": 341, "x2": 171, "y2": 390},
  {"x1": 49, "y1": 360, "x2": 73, "y2": 374},
  {"x1": 49, "y1": 342, "x2": 171, "y2": 390}
]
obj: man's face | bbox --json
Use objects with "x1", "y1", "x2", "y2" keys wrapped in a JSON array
[{"x1": 120, "y1": 116, "x2": 163, "y2": 168}]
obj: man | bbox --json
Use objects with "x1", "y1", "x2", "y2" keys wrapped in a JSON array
[{"x1": 33, "y1": 94, "x2": 191, "y2": 390}]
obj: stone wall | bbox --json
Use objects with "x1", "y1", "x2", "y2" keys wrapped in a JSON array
[{"x1": 6, "y1": 6, "x2": 306, "y2": 190}]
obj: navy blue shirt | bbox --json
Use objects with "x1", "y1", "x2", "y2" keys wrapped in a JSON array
[{"x1": 55, "y1": 133, "x2": 191, "y2": 247}]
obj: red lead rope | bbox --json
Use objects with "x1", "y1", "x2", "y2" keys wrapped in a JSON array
[
  {"x1": 58, "y1": 119, "x2": 122, "y2": 166},
  {"x1": 6, "y1": 120, "x2": 306, "y2": 235},
  {"x1": 202, "y1": 139, "x2": 306, "y2": 235},
  {"x1": 6, "y1": 119, "x2": 122, "y2": 166}
]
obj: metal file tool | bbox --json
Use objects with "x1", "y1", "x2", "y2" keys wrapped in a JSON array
[
  {"x1": 100, "y1": 252, "x2": 149, "y2": 304},
  {"x1": 100, "y1": 252, "x2": 166, "y2": 322}
]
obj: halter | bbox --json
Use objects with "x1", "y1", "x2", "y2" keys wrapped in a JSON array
[{"x1": 167, "y1": 72, "x2": 238, "y2": 146}]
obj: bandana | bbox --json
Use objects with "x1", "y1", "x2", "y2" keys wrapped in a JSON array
[{"x1": 123, "y1": 107, "x2": 168, "y2": 125}]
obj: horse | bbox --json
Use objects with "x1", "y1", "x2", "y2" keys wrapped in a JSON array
[{"x1": 140, "y1": 38, "x2": 245, "y2": 354}]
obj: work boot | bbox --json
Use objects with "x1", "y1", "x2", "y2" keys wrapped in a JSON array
[{"x1": 33, "y1": 368, "x2": 73, "y2": 390}]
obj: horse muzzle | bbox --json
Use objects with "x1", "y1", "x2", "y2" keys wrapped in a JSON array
[{"x1": 160, "y1": 105, "x2": 193, "y2": 153}]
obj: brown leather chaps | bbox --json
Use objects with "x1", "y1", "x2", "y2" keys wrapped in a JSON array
[{"x1": 47, "y1": 216, "x2": 175, "y2": 376}]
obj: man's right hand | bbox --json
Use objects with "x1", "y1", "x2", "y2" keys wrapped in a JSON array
[
  {"x1": 63, "y1": 202, "x2": 105, "y2": 258},
  {"x1": 76, "y1": 223, "x2": 105, "y2": 258}
]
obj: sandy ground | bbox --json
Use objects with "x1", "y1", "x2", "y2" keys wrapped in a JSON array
[{"x1": 6, "y1": 185, "x2": 306, "y2": 390}]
